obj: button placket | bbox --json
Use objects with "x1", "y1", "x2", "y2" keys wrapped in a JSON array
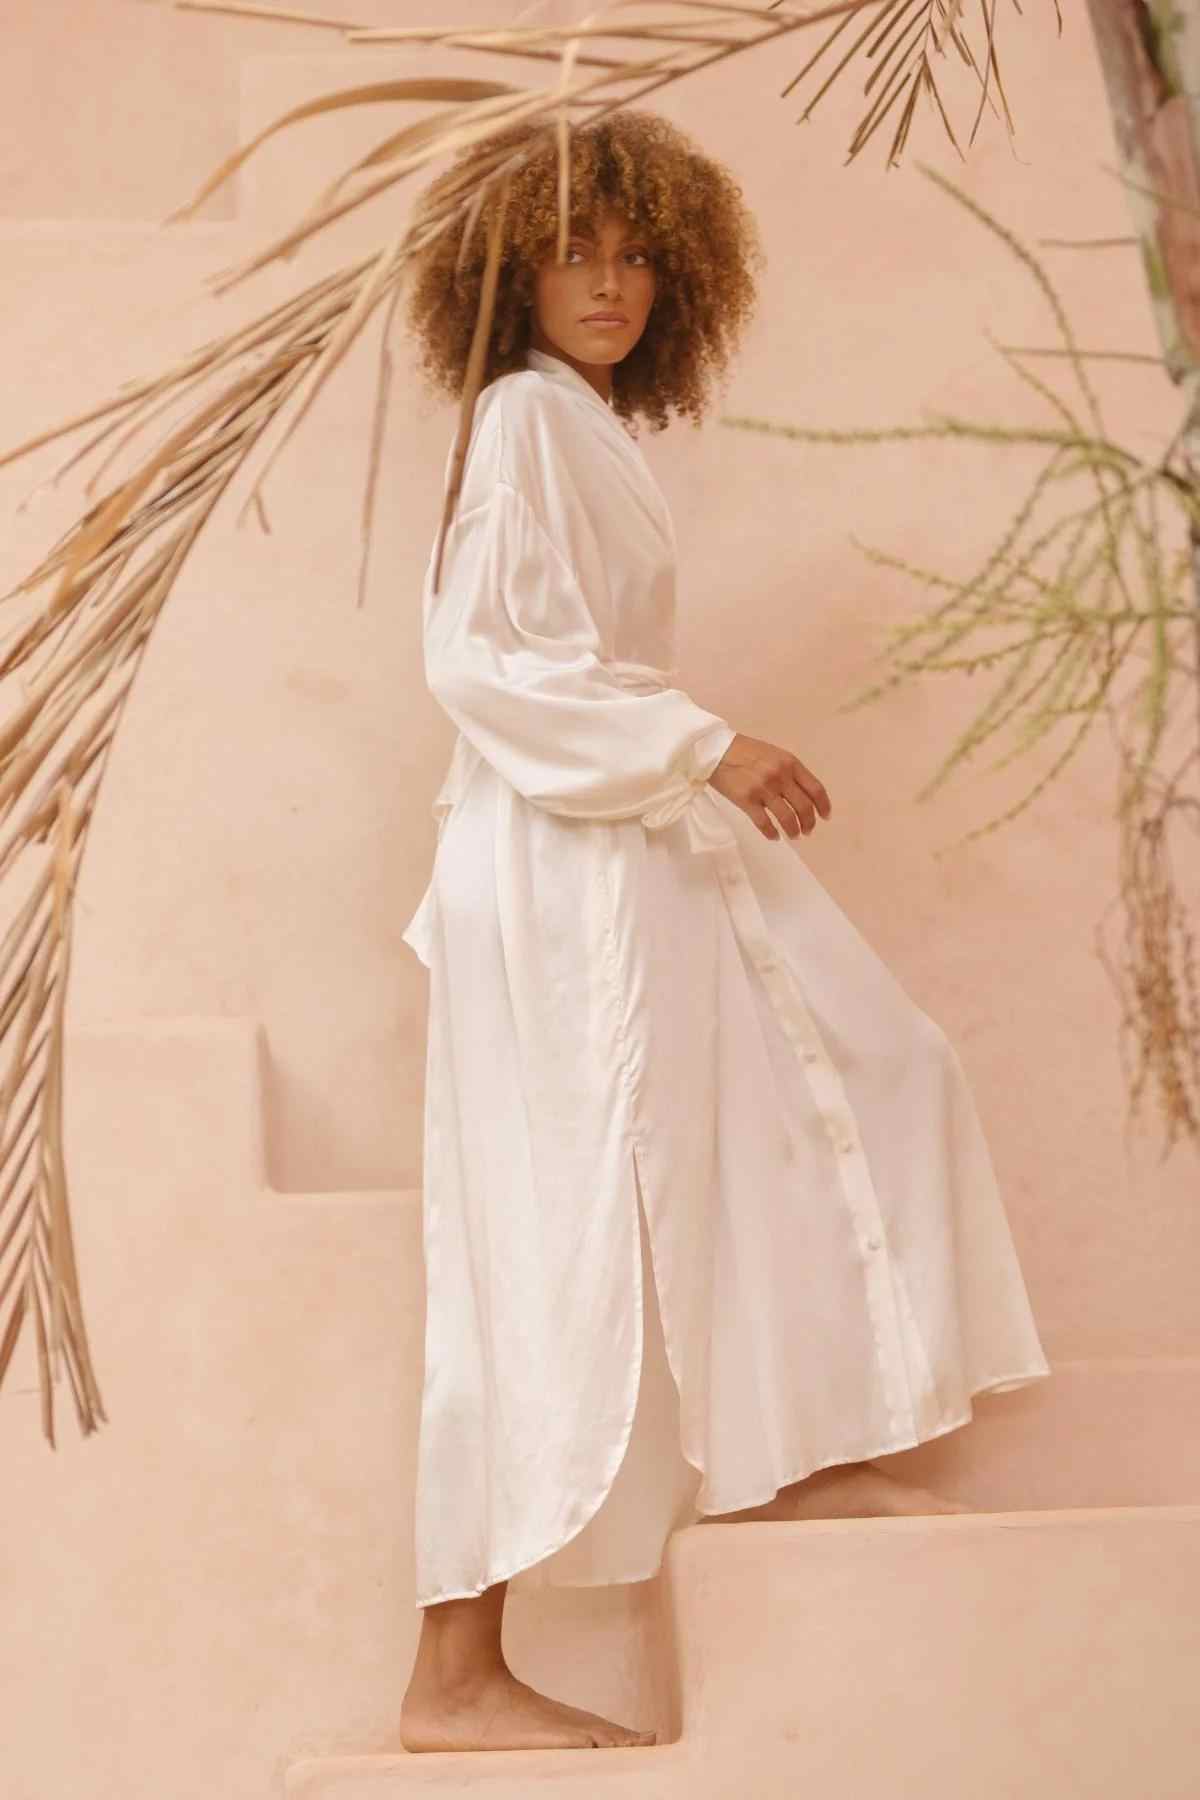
[
  {"x1": 705, "y1": 836, "x2": 917, "y2": 1438},
  {"x1": 611, "y1": 665, "x2": 939, "y2": 1434},
  {"x1": 644, "y1": 776, "x2": 921, "y2": 1438}
]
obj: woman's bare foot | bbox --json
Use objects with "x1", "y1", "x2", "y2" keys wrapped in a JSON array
[
  {"x1": 399, "y1": 1665, "x2": 657, "y2": 1752},
  {"x1": 699, "y1": 1458, "x2": 972, "y2": 1525},
  {"x1": 398, "y1": 1575, "x2": 655, "y2": 1752}
]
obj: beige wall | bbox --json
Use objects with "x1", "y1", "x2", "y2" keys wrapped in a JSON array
[
  {"x1": 1, "y1": 2, "x2": 1198, "y2": 1794},
  {"x1": 6, "y1": 0, "x2": 1184, "y2": 1340}
]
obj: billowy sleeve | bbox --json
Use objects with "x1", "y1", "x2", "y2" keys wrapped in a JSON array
[{"x1": 423, "y1": 477, "x2": 736, "y2": 827}]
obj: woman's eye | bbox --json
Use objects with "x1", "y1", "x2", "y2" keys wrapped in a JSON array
[{"x1": 563, "y1": 247, "x2": 651, "y2": 264}]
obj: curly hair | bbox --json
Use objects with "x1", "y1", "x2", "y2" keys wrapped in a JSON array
[{"x1": 403, "y1": 107, "x2": 765, "y2": 434}]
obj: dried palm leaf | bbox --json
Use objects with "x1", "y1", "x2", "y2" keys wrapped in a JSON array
[{"x1": 1, "y1": 0, "x2": 1042, "y2": 1435}]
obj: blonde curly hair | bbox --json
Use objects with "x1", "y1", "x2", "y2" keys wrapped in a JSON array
[{"x1": 403, "y1": 107, "x2": 765, "y2": 434}]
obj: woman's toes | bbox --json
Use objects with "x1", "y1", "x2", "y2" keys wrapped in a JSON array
[
  {"x1": 864, "y1": 1463, "x2": 973, "y2": 1514},
  {"x1": 594, "y1": 1722, "x2": 655, "y2": 1748},
  {"x1": 558, "y1": 1700, "x2": 656, "y2": 1747}
]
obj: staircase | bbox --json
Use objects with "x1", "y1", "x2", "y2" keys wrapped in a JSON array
[
  {"x1": 291, "y1": 1506, "x2": 1200, "y2": 1796},
  {"x1": 3, "y1": 18, "x2": 1200, "y2": 1800},
  {"x1": 1, "y1": 1020, "x2": 1196, "y2": 1800}
]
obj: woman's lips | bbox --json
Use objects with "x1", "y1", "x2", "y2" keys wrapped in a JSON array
[{"x1": 581, "y1": 316, "x2": 628, "y2": 327}]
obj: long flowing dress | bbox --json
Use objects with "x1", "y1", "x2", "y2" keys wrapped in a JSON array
[{"x1": 401, "y1": 345, "x2": 1051, "y2": 1608}]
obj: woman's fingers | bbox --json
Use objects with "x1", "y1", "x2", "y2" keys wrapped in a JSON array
[
  {"x1": 751, "y1": 801, "x2": 780, "y2": 840},
  {"x1": 756, "y1": 771, "x2": 818, "y2": 840},
  {"x1": 778, "y1": 762, "x2": 831, "y2": 837},
  {"x1": 752, "y1": 788, "x2": 806, "y2": 841},
  {"x1": 793, "y1": 761, "x2": 832, "y2": 819},
  {"x1": 709, "y1": 736, "x2": 832, "y2": 840},
  {"x1": 763, "y1": 762, "x2": 829, "y2": 837}
]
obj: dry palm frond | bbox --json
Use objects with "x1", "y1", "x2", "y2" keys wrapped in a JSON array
[{"x1": 0, "y1": 0, "x2": 1046, "y2": 1437}]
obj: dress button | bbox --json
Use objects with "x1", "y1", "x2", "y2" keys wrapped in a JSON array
[
  {"x1": 836, "y1": 1135, "x2": 855, "y2": 1155},
  {"x1": 865, "y1": 1235, "x2": 882, "y2": 1252},
  {"x1": 802, "y1": 1046, "x2": 820, "y2": 1064}
]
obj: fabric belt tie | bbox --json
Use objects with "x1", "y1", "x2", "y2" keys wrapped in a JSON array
[{"x1": 602, "y1": 659, "x2": 739, "y2": 856}]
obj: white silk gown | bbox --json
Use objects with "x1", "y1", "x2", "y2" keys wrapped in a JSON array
[{"x1": 401, "y1": 345, "x2": 1051, "y2": 1608}]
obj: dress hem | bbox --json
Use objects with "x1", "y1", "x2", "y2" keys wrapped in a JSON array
[
  {"x1": 412, "y1": 1361, "x2": 1053, "y2": 1605},
  {"x1": 691, "y1": 1361, "x2": 1052, "y2": 1518},
  {"x1": 413, "y1": 1145, "x2": 650, "y2": 1611}
]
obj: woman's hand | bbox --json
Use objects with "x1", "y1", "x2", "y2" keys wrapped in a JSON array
[{"x1": 706, "y1": 733, "x2": 832, "y2": 841}]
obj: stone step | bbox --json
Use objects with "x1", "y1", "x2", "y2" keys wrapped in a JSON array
[
  {"x1": 660, "y1": 1503, "x2": 1200, "y2": 1795},
  {"x1": 285, "y1": 1501, "x2": 1200, "y2": 1795},
  {"x1": 287, "y1": 1741, "x2": 689, "y2": 1798}
]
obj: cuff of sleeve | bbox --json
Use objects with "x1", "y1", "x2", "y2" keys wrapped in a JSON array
[{"x1": 687, "y1": 721, "x2": 737, "y2": 785}]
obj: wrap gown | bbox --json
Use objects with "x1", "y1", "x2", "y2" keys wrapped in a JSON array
[{"x1": 401, "y1": 345, "x2": 1051, "y2": 1608}]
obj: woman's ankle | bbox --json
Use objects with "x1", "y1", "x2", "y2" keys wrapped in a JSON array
[
  {"x1": 407, "y1": 1582, "x2": 509, "y2": 1695},
  {"x1": 409, "y1": 1629, "x2": 507, "y2": 1697}
]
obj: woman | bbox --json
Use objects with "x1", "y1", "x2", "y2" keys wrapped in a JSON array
[{"x1": 396, "y1": 109, "x2": 1051, "y2": 1754}]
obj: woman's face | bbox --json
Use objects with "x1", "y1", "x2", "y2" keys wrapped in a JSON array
[{"x1": 529, "y1": 207, "x2": 657, "y2": 384}]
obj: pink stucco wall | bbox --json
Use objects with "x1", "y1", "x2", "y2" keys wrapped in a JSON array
[{"x1": 1, "y1": 3, "x2": 1197, "y2": 1796}]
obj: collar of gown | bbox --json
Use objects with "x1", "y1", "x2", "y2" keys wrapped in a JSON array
[{"x1": 525, "y1": 347, "x2": 615, "y2": 417}]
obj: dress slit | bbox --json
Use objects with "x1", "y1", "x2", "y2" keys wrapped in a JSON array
[{"x1": 504, "y1": 1145, "x2": 704, "y2": 1593}]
